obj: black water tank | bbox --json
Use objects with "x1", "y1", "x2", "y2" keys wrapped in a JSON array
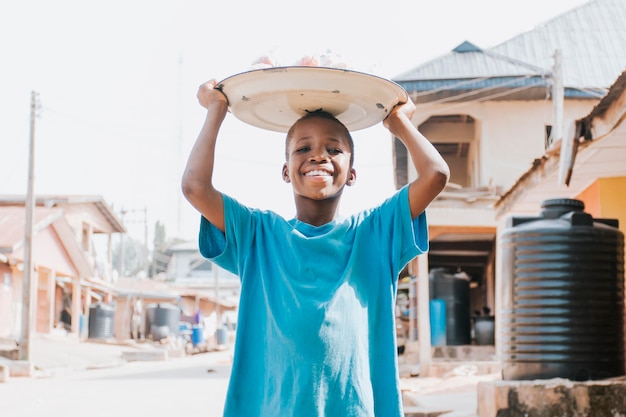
[
  {"x1": 88, "y1": 303, "x2": 115, "y2": 339},
  {"x1": 145, "y1": 303, "x2": 180, "y2": 341},
  {"x1": 429, "y1": 268, "x2": 471, "y2": 345},
  {"x1": 500, "y1": 198, "x2": 625, "y2": 381}
]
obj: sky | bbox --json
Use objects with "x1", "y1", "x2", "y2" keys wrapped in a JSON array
[{"x1": 1, "y1": 0, "x2": 589, "y2": 248}]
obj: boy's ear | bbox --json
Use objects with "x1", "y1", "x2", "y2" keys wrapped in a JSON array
[
  {"x1": 282, "y1": 163, "x2": 291, "y2": 183},
  {"x1": 346, "y1": 168, "x2": 356, "y2": 186}
]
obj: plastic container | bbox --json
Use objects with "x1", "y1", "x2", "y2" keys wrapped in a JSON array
[
  {"x1": 88, "y1": 303, "x2": 115, "y2": 340},
  {"x1": 473, "y1": 316, "x2": 495, "y2": 345},
  {"x1": 500, "y1": 198, "x2": 625, "y2": 380},
  {"x1": 429, "y1": 299, "x2": 447, "y2": 346},
  {"x1": 191, "y1": 325, "x2": 204, "y2": 346},
  {"x1": 429, "y1": 268, "x2": 471, "y2": 345}
]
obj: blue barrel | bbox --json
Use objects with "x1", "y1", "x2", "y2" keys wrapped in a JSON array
[
  {"x1": 79, "y1": 314, "x2": 87, "y2": 339},
  {"x1": 191, "y1": 325, "x2": 204, "y2": 346},
  {"x1": 430, "y1": 299, "x2": 447, "y2": 346}
]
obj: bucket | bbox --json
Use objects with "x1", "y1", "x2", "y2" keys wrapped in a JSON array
[
  {"x1": 191, "y1": 325, "x2": 204, "y2": 346},
  {"x1": 216, "y1": 327, "x2": 229, "y2": 346},
  {"x1": 473, "y1": 316, "x2": 495, "y2": 345}
]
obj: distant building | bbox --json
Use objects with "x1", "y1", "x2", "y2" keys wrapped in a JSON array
[{"x1": 0, "y1": 195, "x2": 125, "y2": 341}]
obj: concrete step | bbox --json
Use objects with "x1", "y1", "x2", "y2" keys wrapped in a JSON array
[
  {"x1": 429, "y1": 361, "x2": 501, "y2": 378},
  {"x1": 477, "y1": 377, "x2": 626, "y2": 417}
]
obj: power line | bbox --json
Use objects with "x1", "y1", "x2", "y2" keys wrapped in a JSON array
[{"x1": 42, "y1": 105, "x2": 174, "y2": 145}]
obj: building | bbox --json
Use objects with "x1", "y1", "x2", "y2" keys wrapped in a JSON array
[
  {"x1": 391, "y1": 0, "x2": 626, "y2": 373},
  {"x1": 0, "y1": 195, "x2": 124, "y2": 343}
]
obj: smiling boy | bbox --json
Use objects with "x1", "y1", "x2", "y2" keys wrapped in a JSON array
[{"x1": 182, "y1": 79, "x2": 449, "y2": 417}]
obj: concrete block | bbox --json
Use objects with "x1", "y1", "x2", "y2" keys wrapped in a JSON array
[
  {"x1": 121, "y1": 349, "x2": 168, "y2": 362},
  {"x1": 403, "y1": 406, "x2": 451, "y2": 417},
  {"x1": 0, "y1": 364, "x2": 9, "y2": 382},
  {"x1": 8, "y1": 360, "x2": 34, "y2": 377},
  {"x1": 0, "y1": 348, "x2": 19, "y2": 361},
  {"x1": 432, "y1": 346, "x2": 497, "y2": 362},
  {"x1": 167, "y1": 348, "x2": 185, "y2": 358},
  {"x1": 477, "y1": 377, "x2": 626, "y2": 417},
  {"x1": 429, "y1": 361, "x2": 501, "y2": 378}
]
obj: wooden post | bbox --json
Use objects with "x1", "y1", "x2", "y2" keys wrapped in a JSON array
[
  {"x1": 551, "y1": 49, "x2": 564, "y2": 149},
  {"x1": 71, "y1": 279, "x2": 81, "y2": 335},
  {"x1": 19, "y1": 91, "x2": 38, "y2": 361},
  {"x1": 47, "y1": 269, "x2": 56, "y2": 333},
  {"x1": 416, "y1": 254, "x2": 432, "y2": 377}
]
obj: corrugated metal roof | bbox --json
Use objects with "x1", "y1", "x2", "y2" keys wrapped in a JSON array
[
  {"x1": 393, "y1": 0, "x2": 626, "y2": 95},
  {"x1": 491, "y1": 0, "x2": 626, "y2": 89},
  {"x1": 0, "y1": 194, "x2": 125, "y2": 233},
  {"x1": 394, "y1": 41, "x2": 550, "y2": 82}
]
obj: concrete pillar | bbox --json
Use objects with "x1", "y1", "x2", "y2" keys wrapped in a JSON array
[
  {"x1": 415, "y1": 254, "x2": 432, "y2": 377},
  {"x1": 71, "y1": 278, "x2": 81, "y2": 335}
]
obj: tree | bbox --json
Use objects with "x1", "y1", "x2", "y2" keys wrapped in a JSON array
[{"x1": 112, "y1": 235, "x2": 148, "y2": 278}]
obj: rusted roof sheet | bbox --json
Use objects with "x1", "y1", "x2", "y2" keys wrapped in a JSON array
[
  {"x1": 0, "y1": 207, "x2": 61, "y2": 253},
  {"x1": 0, "y1": 195, "x2": 125, "y2": 233},
  {"x1": 494, "y1": 70, "x2": 626, "y2": 217},
  {"x1": 0, "y1": 206, "x2": 93, "y2": 277}
]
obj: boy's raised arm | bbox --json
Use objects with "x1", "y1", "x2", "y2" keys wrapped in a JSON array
[
  {"x1": 383, "y1": 99, "x2": 450, "y2": 219},
  {"x1": 181, "y1": 80, "x2": 229, "y2": 232}
]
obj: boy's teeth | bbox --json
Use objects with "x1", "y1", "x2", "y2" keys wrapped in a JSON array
[{"x1": 307, "y1": 170, "x2": 330, "y2": 176}]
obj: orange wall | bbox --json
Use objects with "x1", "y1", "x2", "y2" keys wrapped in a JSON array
[{"x1": 578, "y1": 176, "x2": 626, "y2": 235}]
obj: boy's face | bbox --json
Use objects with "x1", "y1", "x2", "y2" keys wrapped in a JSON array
[{"x1": 282, "y1": 116, "x2": 356, "y2": 202}]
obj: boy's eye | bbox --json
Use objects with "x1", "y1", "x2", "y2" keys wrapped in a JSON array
[
  {"x1": 296, "y1": 146, "x2": 310, "y2": 153},
  {"x1": 328, "y1": 148, "x2": 342, "y2": 154}
]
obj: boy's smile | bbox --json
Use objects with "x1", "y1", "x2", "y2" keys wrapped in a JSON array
[
  {"x1": 304, "y1": 169, "x2": 332, "y2": 177},
  {"x1": 303, "y1": 168, "x2": 334, "y2": 183}
]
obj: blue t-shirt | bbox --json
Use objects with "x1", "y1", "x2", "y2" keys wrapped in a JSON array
[{"x1": 199, "y1": 185, "x2": 428, "y2": 417}]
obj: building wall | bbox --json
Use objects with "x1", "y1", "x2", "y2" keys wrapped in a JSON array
[
  {"x1": 0, "y1": 265, "x2": 14, "y2": 338},
  {"x1": 576, "y1": 176, "x2": 626, "y2": 234},
  {"x1": 577, "y1": 180, "x2": 601, "y2": 217},
  {"x1": 597, "y1": 177, "x2": 626, "y2": 235},
  {"x1": 415, "y1": 99, "x2": 596, "y2": 193},
  {"x1": 420, "y1": 120, "x2": 477, "y2": 187}
]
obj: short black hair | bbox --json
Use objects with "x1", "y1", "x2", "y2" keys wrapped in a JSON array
[{"x1": 285, "y1": 111, "x2": 354, "y2": 165}]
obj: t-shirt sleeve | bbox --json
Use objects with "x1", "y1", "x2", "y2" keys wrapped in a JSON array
[
  {"x1": 198, "y1": 193, "x2": 252, "y2": 276},
  {"x1": 361, "y1": 184, "x2": 429, "y2": 277},
  {"x1": 395, "y1": 185, "x2": 429, "y2": 269},
  {"x1": 198, "y1": 216, "x2": 226, "y2": 259}
]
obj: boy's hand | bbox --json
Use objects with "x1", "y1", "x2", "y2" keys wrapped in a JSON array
[
  {"x1": 383, "y1": 98, "x2": 416, "y2": 135},
  {"x1": 197, "y1": 79, "x2": 229, "y2": 110}
]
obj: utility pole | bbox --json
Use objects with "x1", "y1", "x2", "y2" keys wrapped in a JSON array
[
  {"x1": 119, "y1": 208, "x2": 126, "y2": 278},
  {"x1": 144, "y1": 207, "x2": 149, "y2": 277},
  {"x1": 20, "y1": 91, "x2": 39, "y2": 361}
]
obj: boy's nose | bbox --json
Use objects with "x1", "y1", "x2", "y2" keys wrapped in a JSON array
[{"x1": 310, "y1": 150, "x2": 329, "y2": 162}]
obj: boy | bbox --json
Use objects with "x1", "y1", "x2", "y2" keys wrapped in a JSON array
[{"x1": 182, "y1": 79, "x2": 449, "y2": 416}]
